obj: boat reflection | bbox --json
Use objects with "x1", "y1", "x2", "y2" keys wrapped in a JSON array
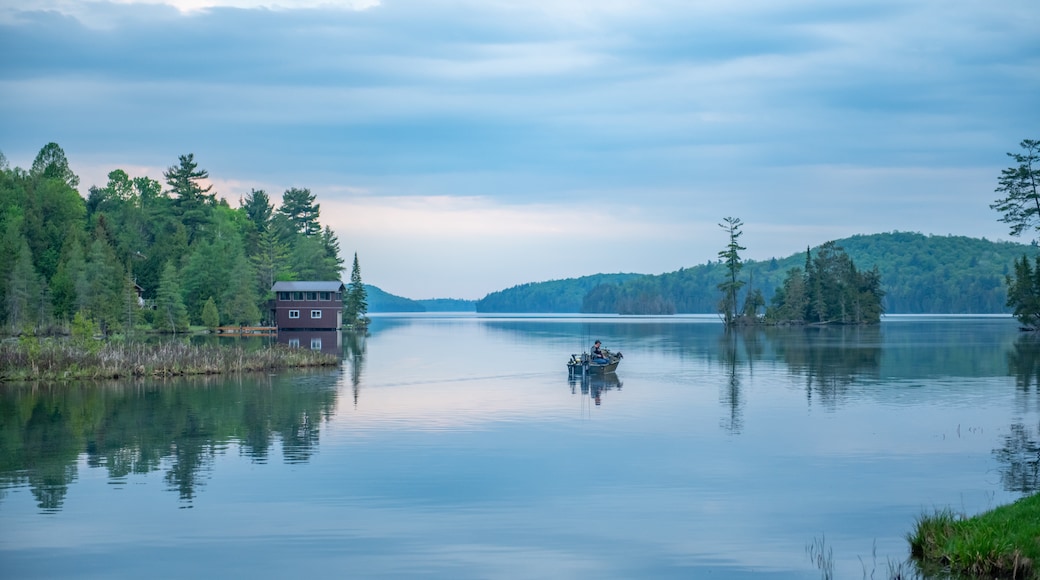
[{"x1": 568, "y1": 372, "x2": 623, "y2": 406}]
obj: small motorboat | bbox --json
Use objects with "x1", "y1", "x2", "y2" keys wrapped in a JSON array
[{"x1": 567, "y1": 349, "x2": 622, "y2": 376}]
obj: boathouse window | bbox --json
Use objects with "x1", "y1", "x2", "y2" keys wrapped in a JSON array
[
  {"x1": 289, "y1": 310, "x2": 300, "y2": 319},
  {"x1": 292, "y1": 292, "x2": 303, "y2": 301},
  {"x1": 306, "y1": 292, "x2": 317, "y2": 300},
  {"x1": 311, "y1": 310, "x2": 322, "y2": 319},
  {"x1": 310, "y1": 338, "x2": 322, "y2": 350},
  {"x1": 278, "y1": 292, "x2": 290, "y2": 301},
  {"x1": 288, "y1": 338, "x2": 300, "y2": 348},
  {"x1": 319, "y1": 292, "x2": 331, "y2": 301}
]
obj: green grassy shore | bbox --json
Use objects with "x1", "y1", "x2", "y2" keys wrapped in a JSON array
[
  {"x1": 910, "y1": 493, "x2": 1040, "y2": 579},
  {"x1": 0, "y1": 336, "x2": 339, "y2": 381}
]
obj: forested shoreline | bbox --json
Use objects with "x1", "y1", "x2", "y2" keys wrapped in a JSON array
[
  {"x1": 5, "y1": 143, "x2": 1039, "y2": 324},
  {"x1": 473, "y1": 232, "x2": 1038, "y2": 315},
  {"x1": 0, "y1": 143, "x2": 347, "y2": 335}
]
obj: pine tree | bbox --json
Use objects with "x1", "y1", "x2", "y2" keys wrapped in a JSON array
[
  {"x1": 154, "y1": 262, "x2": 189, "y2": 333},
  {"x1": 51, "y1": 230, "x2": 86, "y2": 322},
  {"x1": 278, "y1": 187, "x2": 321, "y2": 236},
  {"x1": 345, "y1": 252, "x2": 368, "y2": 327},
  {"x1": 201, "y1": 297, "x2": 220, "y2": 330},
  {"x1": 79, "y1": 232, "x2": 125, "y2": 334},
  {"x1": 6, "y1": 233, "x2": 45, "y2": 332},
  {"x1": 221, "y1": 258, "x2": 260, "y2": 326},
  {"x1": 251, "y1": 229, "x2": 292, "y2": 296},
  {"x1": 991, "y1": 139, "x2": 1040, "y2": 238},
  {"x1": 163, "y1": 153, "x2": 214, "y2": 244},
  {"x1": 242, "y1": 188, "x2": 273, "y2": 233},
  {"x1": 717, "y1": 217, "x2": 746, "y2": 325},
  {"x1": 1006, "y1": 255, "x2": 1040, "y2": 329}
]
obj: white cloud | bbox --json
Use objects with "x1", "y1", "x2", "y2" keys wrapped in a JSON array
[{"x1": 8, "y1": 0, "x2": 381, "y2": 14}]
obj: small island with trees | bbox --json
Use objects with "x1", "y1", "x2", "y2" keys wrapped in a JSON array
[{"x1": 714, "y1": 216, "x2": 884, "y2": 327}]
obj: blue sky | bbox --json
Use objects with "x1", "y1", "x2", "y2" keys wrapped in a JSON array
[{"x1": 1, "y1": 0, "x2": 1038, "y2": 299}]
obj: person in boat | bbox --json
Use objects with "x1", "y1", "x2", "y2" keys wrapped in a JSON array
[{"x1": 591, "y1": 340, "x2": 610, "y2": 364}]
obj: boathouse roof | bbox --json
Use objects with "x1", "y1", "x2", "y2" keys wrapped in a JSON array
[{"x1": 271, "y1": 281, "x2": 345, "y2": 292}]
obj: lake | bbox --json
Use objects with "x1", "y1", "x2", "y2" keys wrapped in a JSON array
[{"x1": 2, "y1": 314, "x2": 1039, "y2": 579}]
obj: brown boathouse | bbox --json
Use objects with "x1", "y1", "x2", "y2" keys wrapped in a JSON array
[{"x1": 270, "y1": 281, "x2": 345, "y2": 331}]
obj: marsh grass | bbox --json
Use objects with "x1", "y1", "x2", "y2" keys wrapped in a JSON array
[
  {"x1": 808, "y1": 536, "x2": 915, "y2": 580},
  {"x1": 909, "y1": 495, "x2": 1040, "y2": 579},
  {"x1": 0, "y1": 337, "x2": 339, "y2": 381}
]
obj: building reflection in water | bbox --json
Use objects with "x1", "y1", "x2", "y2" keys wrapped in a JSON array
[{"x1": 276, "y1": 329, "x2": 342, "y2": 356}]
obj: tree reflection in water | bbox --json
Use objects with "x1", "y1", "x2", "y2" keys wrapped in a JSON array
[
  {"x1": 344, "y1": 329, "x2": 367, "y2": 408},
  {"x1": 717, "y1": 328, "x2": 765, "y2": 434},
  {"x1": 766, "y1": 325, "x2": 882, "y2": 409},
  {"x1": 996, "y1": 334, "x2": 1040, "y2": 494},
  {"x1": 993, "y1": 422, "x2": 1040, "y2": 494},
  {"x1": 0, "y1": 371, "x2": 340, "y2": 512}
]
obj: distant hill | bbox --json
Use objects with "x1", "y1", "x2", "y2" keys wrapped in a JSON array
[
  {"x1": 475, "y1": 273, "x2": 644, "y2": 313},
  {"x1": 365, "y1": 285, "x2": 476, "y2": 313},
  {"x1": 365, "y1": 285, "x2": 424, "y2": 312},
  {"x1": 416, "y1": 298, "x2": 476, "y2": 312},
  {"x1": 472, "y1": 232, "x2": 1040, "y2": 315}
]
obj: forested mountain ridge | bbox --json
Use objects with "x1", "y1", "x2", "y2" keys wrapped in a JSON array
[
  {"x1": 474, "y1": 233, "x2": 1040, "y2": 314},
  {"x1": 475, "y1": 273, "x2": 643, "y2": 313}
]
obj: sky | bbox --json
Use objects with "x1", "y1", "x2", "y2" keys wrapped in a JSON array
[{"x1": 1, "y1": 0, "x2": 1038, "y2": 300}]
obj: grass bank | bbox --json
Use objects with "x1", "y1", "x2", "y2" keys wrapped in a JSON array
[
  {"x1": 0, "y1": 337, "x2": 339, "y2": 381},
  {"x1": 909, "y1": 493, "x2": 1040, "y2": 579}
]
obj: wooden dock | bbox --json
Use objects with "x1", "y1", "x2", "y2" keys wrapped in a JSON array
[{"x1": 216, "y1": 326, "x2": 277, "y2": 336}]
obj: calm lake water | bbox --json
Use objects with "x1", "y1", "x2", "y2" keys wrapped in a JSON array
[{"x1": 3, "y1": 315, "x2": 1040, "y2": 579}]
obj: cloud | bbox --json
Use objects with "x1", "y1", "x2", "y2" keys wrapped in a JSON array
[{"x1": 1, "y1": 0, "x2": 1036, "y2": 298}]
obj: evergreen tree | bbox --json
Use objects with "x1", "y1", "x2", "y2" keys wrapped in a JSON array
[
  {"x1": 991, "y1": 139, "x2": 1040, "y2": 238},
  {"x1": 0, "y1": 212, "x2": 23, "y2": 326},
  {"x1": 23, "y1": 165, "x2": 86, "y2": 283},
  {"x1": 181, "y1": 236, "x2": 238, "y2": 323},
  {"x1": 278, "y1": 187, "x2": 321, "y2": 236},
  {"x1": 6, "y1": 231, "x2": 45, "y2": 332},
  {"x1": 717, "y1": 217, "x2": 746, "y2": 325},
  {"x1": 766, "y1": 266, "x2": 809, "y2": 323},
  {"x1": 1006, "y1": 255, "x2": 1040, "y2": 329},
  {"x1": 251, "y1": 229, "x2": 292, "y2": 293},
  {"x1": 345, "y1": 252, "x2": 368, "y2": 326},
  {"x1": 992, "y1": 139, "x2": 1040, "y2": 327},
  {"x1": 79, "y1": 232, "x2": 125, "y2": 334},
  {"x1": 290, "y1": 234, "x2": 341, "y2": 281},
  {"x1": 163, "y1": 153, "x2": 214, "y2": 244},
  {"x1": 321, "y1": 225, "x2": 345, "y2": 275},
  {"x1": 202, "y1": 297, "x2": 220, "y2": 330},
  {"x1": 221, "y1": 258, "x2": 260, "y2": 326},
  {"x1": 154, "y1": 262, "x2": 189, "y2": 333},
  {"x1": 769, "y1": 242, "x2": 882, "y2": 324},
  {"x1": 242, "y1": 188, "x2": 273, "y2": 233},
  {"x1": 50, "y1": 231, "x2": 86, "y2": 322},
  {"x1": 30, "y1": 142, "x2": 79, "y2": 188}
]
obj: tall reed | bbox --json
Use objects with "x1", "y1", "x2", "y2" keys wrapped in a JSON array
[{"x1": 0, "y1": 338, "x2": 339, "y2": 382}]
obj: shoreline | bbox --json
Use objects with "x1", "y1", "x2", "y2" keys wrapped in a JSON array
[
  {"x1": 910, "y1": 493, "x2": 1040, "y2": 579},
  {"x1": 0, "y1": 337, "x2": 340, "y2": 382}
]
